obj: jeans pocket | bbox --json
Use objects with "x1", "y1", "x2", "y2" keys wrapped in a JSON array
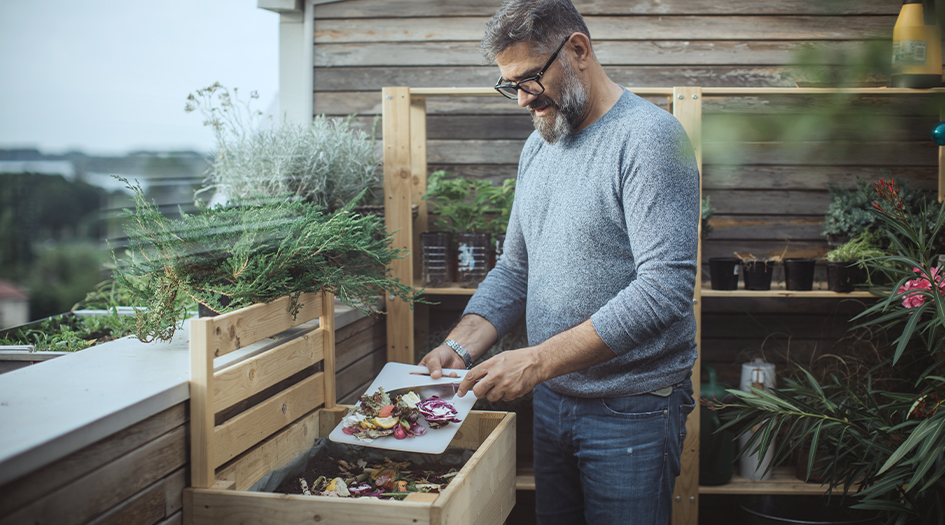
[{"x1": 599, "y1": 392, "x2": 669, "y2": 419}]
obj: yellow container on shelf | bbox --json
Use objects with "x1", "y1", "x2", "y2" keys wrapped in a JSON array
[{"x1": 892, "y1": 0, "x2": 943, "y2": 88}]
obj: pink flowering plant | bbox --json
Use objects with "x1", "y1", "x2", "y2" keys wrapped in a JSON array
[{"x1": 706, "y1": 177, "x2": 945, "y2": 525}]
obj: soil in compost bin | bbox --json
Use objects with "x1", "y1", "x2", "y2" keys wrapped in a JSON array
[{"x1": 274, "y1": 451, "x2": 461, "y2": 500}]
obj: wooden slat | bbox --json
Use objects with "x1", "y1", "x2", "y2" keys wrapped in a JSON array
[
  {"x1": 313, "y1": 66, "x2": 796, "y2": 92},
  {"x1": 411, "y1": 96, "x2": 429, "y2": 283},
  {"x1": 199, "y1": 292, "x2": 324, "y2": 359},
  {"x1": 321, "y1": 292, "x2": 336, "y2": 409},
  {"x1": 315, "y1": 40, "x2": 869, "y2": 68},
  {"x1": 350, "y1": 113, "x2": 937, "y2": 143},
  {"x1": 190, "y1": 316, "x2": 215, "y2": 489},
  {"x1": 672, "y1": 86, "x2": 702, "y2": 525},
  {"x1": 700, "y1": 467, "x2": 838, "y2": 495},
  {"x1": 434, "y1": 412, "x2": 517, "y2": 525},
  {"x1": 314, "y1": 16, "x2": 891, "y2": 43},
  {"x1": 314, "y1": 90, "x2": 945, "y2": 119},
  {"x1": 0, "y1": 427, "x2": 187, "y2": 525},
  {"x1": 383, "y1": 87, "x2": 416, "y2": 364},
  {"x1": 212, "y1": 372, "x2": 326, "y2": 469},
  {"x1": 335, "y1": 345, "x2": 387, "y2": 401},
  {"x1": 87, "y1": 468, "x2": 186, "y2": 525},
  {"x1": 313, "y1": 0, "x2": 897, "y2": 18},
  {"x1": 335, "y1": 315, "x2": 386, "y2": 371},
  {"x1": 187, "y1": 489, "x2": 435, "y2": 524},
  {"x1": 213, "y1": 326, "x2": 325, "y2": 413},
  {"x1": 215, "y1": 410, "x2": 323, "y2": 491},
  {"x1": 702, "y1": 165, "x2": 939, "y2": 191},
  {"x1": 704, "y1": 141, "x2": 938, "y2": 167},
  {"x1": 706, "y1": 214, "x2": 825, "y2": 240},
  {"x1": 0, "y1": 403, "x2": 186, "y2": 517}
]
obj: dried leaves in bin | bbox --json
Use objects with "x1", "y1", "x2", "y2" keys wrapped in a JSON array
[{"x1": 276, "y1": 454, "x2": 459, "y2": 500}]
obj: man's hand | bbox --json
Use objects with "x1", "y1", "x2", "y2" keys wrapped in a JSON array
[
  {"x1": 418, "y1": 345, "x2": 463, "y2": 380},
  {"x1": 458, "y1": 346, "x2": 544, "y2": 402}
]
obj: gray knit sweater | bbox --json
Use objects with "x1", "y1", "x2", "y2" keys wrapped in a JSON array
[{"x1": 464, "y1": 90, "x2": 700, "y2": 398}]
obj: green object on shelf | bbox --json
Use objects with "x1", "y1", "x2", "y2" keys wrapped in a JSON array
[{"x1": 700, "y1": 365, "x2": 735, "y2": 486}]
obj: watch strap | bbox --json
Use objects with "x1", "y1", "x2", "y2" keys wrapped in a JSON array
[{"x1": 444, "y1": 339, "x2": 473, "y2": 369}]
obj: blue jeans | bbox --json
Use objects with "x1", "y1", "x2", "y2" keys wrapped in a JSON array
[{"x1": 532, "y1": 377, "x2": 695, "y2": 525}]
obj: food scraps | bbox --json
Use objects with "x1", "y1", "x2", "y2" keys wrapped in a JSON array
[
  {"x1": 341, "y1": 387, "x2": 461, "y2": 442},
  {"x1": 278, "y1": 455, "x2": 459, "y2": 500}
]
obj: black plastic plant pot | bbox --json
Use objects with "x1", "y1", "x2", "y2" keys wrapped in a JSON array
[
  {"x1": 456, "y1": 232, "x2": 490, "y2": 287},
  {"x1": 420, "y1": 231, "x2": 452, "y2": 287},
  {"x1": 783, "y1": 258, "x2": 815, "y2": 291},
  {"x1": 742, "y1": 260, "x2": 776, "y2": 290},
  {"x1": 826, "y1": 261, "x2": 854, "y2": 293},
  {"x1": 709, "y1": 257, "x2": 740, "y2": 290}
]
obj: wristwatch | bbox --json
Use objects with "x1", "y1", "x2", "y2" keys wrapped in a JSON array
[{"x1": 444, "y1": 339, "x2": 473, "y2": 369}]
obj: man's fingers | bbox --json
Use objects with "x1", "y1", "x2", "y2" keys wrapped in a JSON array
[
  {"x1": 420, "y1": 353, "x2": 444, "y2": 380},
  {"x1": 458, "y1": 367, "x2": 482, "y2": 397}
]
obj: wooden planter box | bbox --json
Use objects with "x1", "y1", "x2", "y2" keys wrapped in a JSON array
[{"x1": 183, "y1": 291, "x2": 516, "y2": 525}]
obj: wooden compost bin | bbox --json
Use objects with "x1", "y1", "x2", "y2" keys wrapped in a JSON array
[{"x1": 182, "y1": 291, "x2": 516, "y2": 525}]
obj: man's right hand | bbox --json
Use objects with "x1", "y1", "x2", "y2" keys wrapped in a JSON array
[{"x1": 418, "y1": 344, "x2": 464, "y2": 379}]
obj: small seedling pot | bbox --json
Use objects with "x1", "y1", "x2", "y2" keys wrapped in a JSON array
[
  {"x1": 420, "y1": 231, "x2": 452, "y2": 287},
  {"x1": 456, "y1": 232, "x2": 490, "y2": 287},
  {"x1": 783, "y1": 258, "x2": 816, "y2": 291},
  {"x1": 826, "y1": 261, "x2": 854, "y2": 293},
  {"x1": 709, "y1": 257, "x2": 740, "y2": 290},
  {"x1": 741, "y1": 260, "x2": 776, "y2": 290}
]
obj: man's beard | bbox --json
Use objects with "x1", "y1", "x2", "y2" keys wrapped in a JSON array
[{"x1": 529, "y1": 58, "x2": 588, "y2": 144}]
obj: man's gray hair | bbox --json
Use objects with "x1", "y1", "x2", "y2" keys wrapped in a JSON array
[{"x1": 480, "y1": 0, "x2": 591, "y2": 63}]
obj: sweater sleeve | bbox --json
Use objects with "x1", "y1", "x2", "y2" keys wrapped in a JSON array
[{"x1": 589, "y1": 121, "x2": 699, "y2": 356}]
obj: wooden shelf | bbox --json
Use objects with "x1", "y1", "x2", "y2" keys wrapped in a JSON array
[
  {"x1": 699, "y1": 467, "x2": 833, "y2": 495},
  {"x1": 416, "y1": 283, "x2": 478, "y2": 295},
  {"x1": 701, "y1": 282, "x2": 878, "y2": 299},
  {"x1": 516, "y1": 466, "x2": 832, "y2": 495}
]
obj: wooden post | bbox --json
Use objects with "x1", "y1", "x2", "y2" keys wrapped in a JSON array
[
  {"x1": 940, "y1": 108, "x2": 945, "y2": 203},
  {"x1": 189, "y1": 317, "x2": 216, "y2": 489},
  {"x1": 671, "y1": 86, "x2": 703, "y2": 525},
  {"x1": 322, "y1": 292, "x2": 336, "y2": 408},
  {"x1": 383, "y1": 87, "x2": 415, "y2": 364}
]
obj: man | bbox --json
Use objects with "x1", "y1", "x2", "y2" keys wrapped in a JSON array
[{"x1": 418, "y1": 1, "x2": 699, "y2": 523}]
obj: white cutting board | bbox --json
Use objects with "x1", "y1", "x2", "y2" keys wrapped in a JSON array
[{"x1": 328, "y1": 362, "x2": 477, "y2": 454}]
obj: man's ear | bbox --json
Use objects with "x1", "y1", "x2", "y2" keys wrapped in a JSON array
[{"x1": 567, "y1": 32, "x2": 593, "y2": 71}]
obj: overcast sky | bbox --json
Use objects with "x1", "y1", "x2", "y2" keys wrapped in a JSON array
[{"x1": 0, "y1": 0, "x2": 279, "y2": 156}]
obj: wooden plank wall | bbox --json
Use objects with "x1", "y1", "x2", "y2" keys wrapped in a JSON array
[
  {"x1": 0, "y1": 404, "x2": 188, "y2": 525},
  {"x1": 312, "y1": 0, "x2": 941, "y2": 385}
]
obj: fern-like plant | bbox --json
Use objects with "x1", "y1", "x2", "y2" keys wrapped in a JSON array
[{"x1": 111, "y1": 177, "x2": 422, "y2": 342}]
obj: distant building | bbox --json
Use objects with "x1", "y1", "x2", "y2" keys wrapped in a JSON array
[{"x1": 0, "y1": 280, "x2": 29, "y2": 329}]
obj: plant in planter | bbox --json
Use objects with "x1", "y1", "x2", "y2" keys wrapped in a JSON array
[
  {"x1": 705, "y1": 178, "x2": 945, "y2": 525},
  {"x1": 186, "y1": 83, "x2": 380, "y2": 210},
  {"x1": 110, "y1": 177, "x2": 422, "y2": 342},
  {"x1": 422, "y1": 171, "x2": 514, "y2": 287},
  {"x1": 822, "y1": 175, "x2": 936, "y2": 249},
  {"x1": 735, "y1": 253, "x2": 781, "y2": 291},
  {"x1": 824, "y1": 229, "x2": 889, "y2": 292}
]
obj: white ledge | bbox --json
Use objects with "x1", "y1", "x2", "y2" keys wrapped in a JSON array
[{"x1": 0, "y1": 303, "x2": 367, "y2": 487}]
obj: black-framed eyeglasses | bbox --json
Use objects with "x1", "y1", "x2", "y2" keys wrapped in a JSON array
[{"x1": 494, "y1": 36, "x2": 570, "y2": 100}]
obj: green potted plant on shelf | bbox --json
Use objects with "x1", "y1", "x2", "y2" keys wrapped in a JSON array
[
  {"x1": 421, "y1": 170, "x2": 514, "y2": 287},
  {"x1": 823, "y1": 229, "x2": 889, "y2": 292},
  {"x1": 110, "y1": 178, "x2": 422, "y2": 343},
  {"x1": 706, "y1": 177, "x2": 945, "y2": 525},
  {"x1": 186, "y1": 83, "x2": 380, "y2": 211}
]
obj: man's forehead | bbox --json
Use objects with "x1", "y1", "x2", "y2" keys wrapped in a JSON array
[{"x1": 495, "y1": 41, "x2": 546, "y2": 80}]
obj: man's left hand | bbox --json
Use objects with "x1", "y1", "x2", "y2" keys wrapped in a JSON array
[{"x1": 458, "y1": 347, "x2": 544, "y2": 402}]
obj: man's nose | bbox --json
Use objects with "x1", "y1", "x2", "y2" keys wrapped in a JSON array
[{"x1": 517, "y1": 89, "x2": 537, "y2": 108}]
